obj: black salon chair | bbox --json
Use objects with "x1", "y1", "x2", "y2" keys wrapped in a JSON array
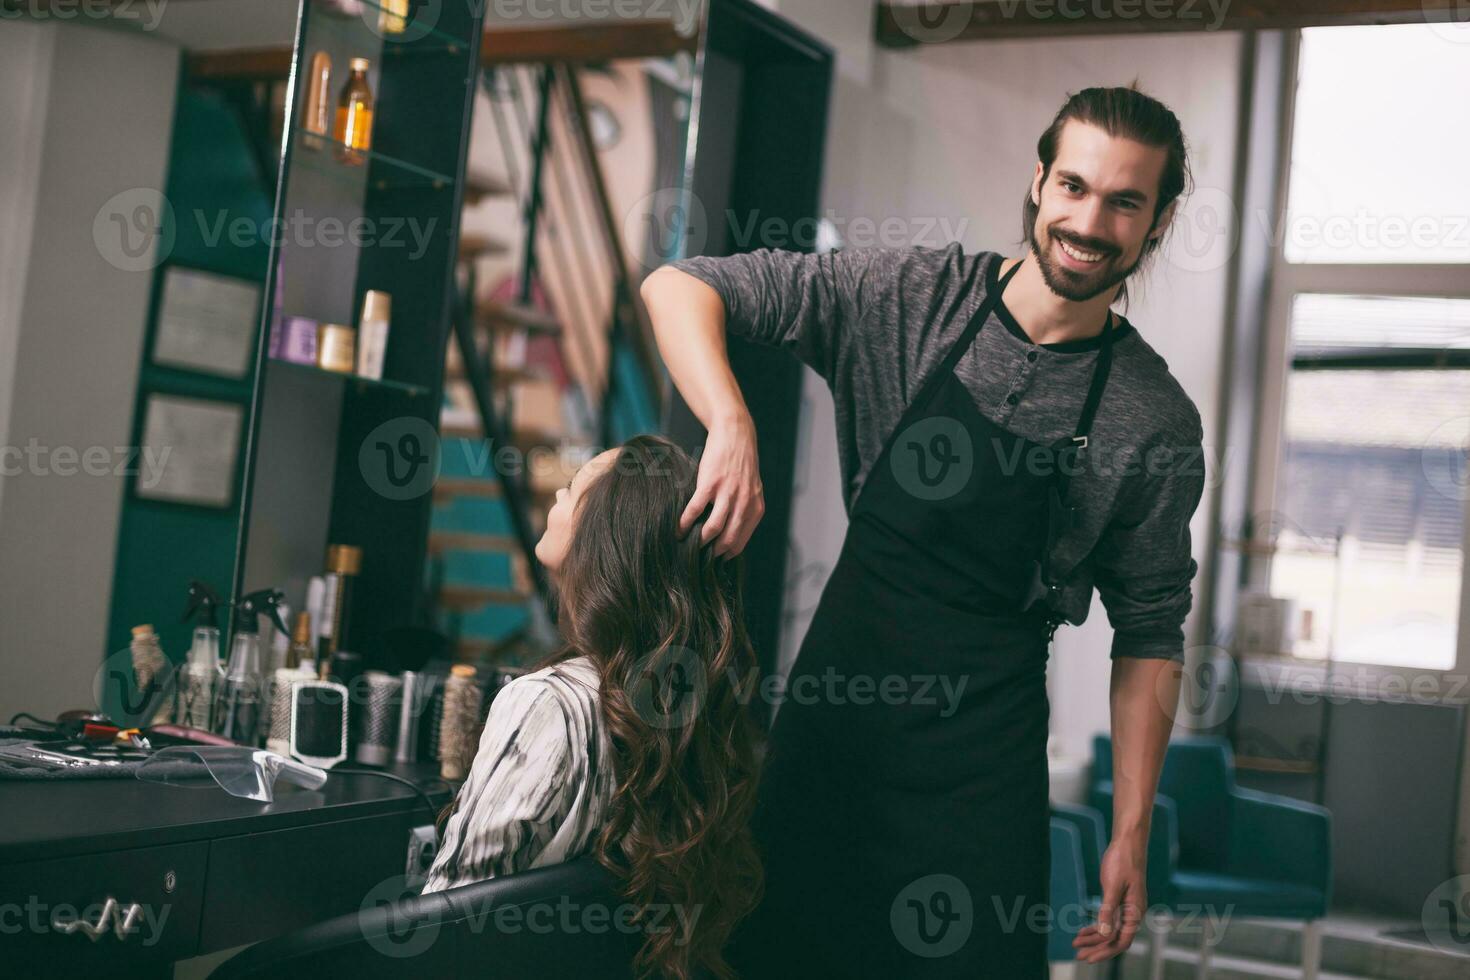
[{"x1": 208, "y1": 855, "x2": 642, "y2": 979}]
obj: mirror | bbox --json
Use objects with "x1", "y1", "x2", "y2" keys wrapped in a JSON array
[
  {"x1": 0, "y1": 4, "x2": 297, "y2": 723},
  {"x1": 0, "y1": 0, "x2": 714, "y2": 731}
]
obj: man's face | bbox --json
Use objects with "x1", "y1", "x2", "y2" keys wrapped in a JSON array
[{"x1": 1027, "y1": 119, "x2": 1174, "y2": 303}]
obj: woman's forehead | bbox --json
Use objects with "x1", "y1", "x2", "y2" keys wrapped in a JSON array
[{"x1": 574, "y1": 448, "x2": 620, "y2": 492}]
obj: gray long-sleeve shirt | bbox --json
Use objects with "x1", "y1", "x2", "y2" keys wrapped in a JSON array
[{"x1": 668, "y1": 243, "x2": 1207, "y2": 661}]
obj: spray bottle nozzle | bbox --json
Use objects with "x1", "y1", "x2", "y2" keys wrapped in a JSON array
[
  {"x1": 234, "y1": 588, "x2": 288, "y2": 637},
  {"x1": 183, "y1": 580, "x2": 223, "y2": 630}
]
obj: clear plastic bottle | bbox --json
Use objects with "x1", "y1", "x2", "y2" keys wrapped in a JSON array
[{"x1": 177, "y1": 626, "x2": 221, "y2": 730}]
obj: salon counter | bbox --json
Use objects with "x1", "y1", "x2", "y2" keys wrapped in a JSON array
[{"x1": 0, "y1": 762, "x2": 453, "y2": 976}]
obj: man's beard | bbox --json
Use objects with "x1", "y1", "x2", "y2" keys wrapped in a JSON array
[{"x1": 1026, "y1": 219, "x2": 1147, "y2": 303}]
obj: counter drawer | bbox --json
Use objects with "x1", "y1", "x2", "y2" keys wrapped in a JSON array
[{"x1": 0, "y1": 839, "x2": 207, "y2": 972}]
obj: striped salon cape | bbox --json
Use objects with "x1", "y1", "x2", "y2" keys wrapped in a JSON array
[{"x1": 421, "y1": 655, "x2": 616, "y2": 893}]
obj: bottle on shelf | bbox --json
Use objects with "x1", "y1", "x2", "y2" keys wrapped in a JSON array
[
  {"x1": 317, "y1": 323, "x2": 357, "y2": 374},
  {"x1": 356, "y1": 290, "x2": 392, "y2": 381},
  {"x1": 379, "y1": 0, "x2": 409, "y2": 35},
  {"x1": 318, "y1": 544, "x2": 362, "y2": 662},
  {"x1": 301, "y1": 51, "x2": 332, "y2": 150},
  {"x1": 334, "y1": 58, "x2": 375, "y2": 165}
]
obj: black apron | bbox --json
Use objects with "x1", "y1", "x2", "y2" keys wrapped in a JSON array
[{"x1": 726, "y1": 255, "x2": 1114, "y2": 978}]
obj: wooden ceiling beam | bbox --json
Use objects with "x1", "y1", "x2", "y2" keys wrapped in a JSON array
[
  {"x1": 875, "y1": 0, "x2": 1466, "y2": 46},
  {"x1": 482, "y1": 20, "x2": 697, "y2": 66},
  {"x1": 187, "y1": 47, "x2": 294, "y2": 82},
  {"x1": 186, "y1": 20, "x2": 695, "y2": 82}
]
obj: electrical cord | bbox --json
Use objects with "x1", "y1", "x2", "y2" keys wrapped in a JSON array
[{"x1": 331, "y1": 766, "x2": 455, "y2": 821}]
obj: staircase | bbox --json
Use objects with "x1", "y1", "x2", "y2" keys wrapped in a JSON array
[{"x1": 427, "y1": 62, "x2": 666, "y2": 670}]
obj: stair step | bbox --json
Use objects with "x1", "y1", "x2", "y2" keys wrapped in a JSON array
[
  {"x1": 443, "y1": 362, "x2": 550, "y2": 384},
  {"x1": 439, "y1": 420, "x2": 566, "y2": 450},
  {"x1": 477, "y1": 299, "x2": 561, "y2": 334},
  {"x1": 436, "y1": 584, "x2": 532, "y2": 611},
  {"x1": 433, "y1": 477, "x2": 503, "y2": 501},
  {"x1": 427, "y1": 531, "x2": 518, "y2": 555},
  {"x1": 463, "y1": 171, "x2": 514, "y2": 205},
  {"x1": 458, "y1": 233, "x2": 512, "y2": 261}
]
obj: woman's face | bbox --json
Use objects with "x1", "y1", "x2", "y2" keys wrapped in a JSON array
[{"x1": 535, "y1": 448, "x2": 619, "y2": 573}]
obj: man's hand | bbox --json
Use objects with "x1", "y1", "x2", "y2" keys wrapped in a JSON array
[
  {"x1": 1072, "y1": 837, "x2": 1147, "y2": 963},
  {"x1": 679, "y1": 414, "x2": 764, "y2": 558}
]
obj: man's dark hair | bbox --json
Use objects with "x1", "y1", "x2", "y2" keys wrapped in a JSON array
[{"x1": 1022, "y1": 82, "x2": 1192, "y2": 308}]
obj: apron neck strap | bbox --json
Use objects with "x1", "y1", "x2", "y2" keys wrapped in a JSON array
[
  {"x1": 1071, "y1": 309, "x2": 1115, "y2": 449},
  {"x1": 1054, "y1": 308, "x2": 1116, "y2": 506},
  {"x1": 930, "y1": 253, "x2": 1026, "y2": 387}
]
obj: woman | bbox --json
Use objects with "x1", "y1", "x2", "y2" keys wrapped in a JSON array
[{"x1": 422, "y1": 434, "x2": 765, "y2": 980}]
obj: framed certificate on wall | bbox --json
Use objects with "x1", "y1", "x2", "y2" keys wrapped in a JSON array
[
  {"x1": 151, "y1": 266, "x2": 261, "y2": 378},
  {"x1": 136, "y1": 394, "x2": 244, "y2": 509}
]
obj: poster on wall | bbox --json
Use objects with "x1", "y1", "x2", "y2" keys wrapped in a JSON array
[
  {"x1": 137, "y1": 394, "x2": 244, "y2": 509},
  {"x1": 151, "y1": 266, "x2": 261, "y2": 378}
]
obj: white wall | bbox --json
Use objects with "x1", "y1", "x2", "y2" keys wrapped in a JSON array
[
  {"x1": 766, "y1": 2, "x2": 1239, "y2": 761},
  {"x1": 0, "y1": 23, "x2": 55, "y2": 521},
  {"x1": 0, "y1": 22, "x2": 180, "y2": 723}
]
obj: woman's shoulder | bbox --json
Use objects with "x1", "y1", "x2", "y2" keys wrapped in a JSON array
[{"x1": 494, "y1": 655, "x2": 602, "y2": 728}]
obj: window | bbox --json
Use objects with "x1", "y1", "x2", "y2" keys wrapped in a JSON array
[
  {"x1": 1284, "y1": 25, "x2": 1470, "y2": 265},
  {"x1": 1269, "y1": 294, "x2": 1469, "y2": 670},
  {"x1": 1256, "y1": 24, "x2": 1469, "y2": 674}
]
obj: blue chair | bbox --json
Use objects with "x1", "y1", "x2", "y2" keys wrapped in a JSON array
[
  {"x1": 1049, "y1": 805, "x2": 1108, "y2": 977},
  {"x1": 1090, "y1": 735, "x2": 1332, "y2": 980}
]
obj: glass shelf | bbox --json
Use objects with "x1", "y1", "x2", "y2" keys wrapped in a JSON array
[
  {"x1": 310, "y1": 0, "x2": 473, "y2": 51},
  {"x1": 269, "y1": 355, "x2": 429, "y2": 397},
  {"x1": 290, "y1": 128, "x2": 458, "y2": 192}
]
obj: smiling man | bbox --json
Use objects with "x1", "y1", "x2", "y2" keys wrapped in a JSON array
[{"x1": 642, "y1": 84, "x2": 1207, "y2": 976}]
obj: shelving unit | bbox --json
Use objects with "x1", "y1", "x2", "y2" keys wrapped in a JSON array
[{"x1": 231, "y1": 0, "x2": 487, "y2": 664}]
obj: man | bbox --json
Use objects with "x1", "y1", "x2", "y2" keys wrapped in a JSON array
[{"x1": 641, "y1": 84, "x2": 1206, "y2": 976}]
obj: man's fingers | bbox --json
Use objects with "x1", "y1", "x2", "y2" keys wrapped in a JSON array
[
  {"x1": 1095, "y1": 899, "x2": 1117, "y2": 938},
  {"x1": 732, "y1": 495, "x2": 764, "y2": 554},
  {"x1": 701, "y1": 495, "x2": 730, "y2": 546},
  {"x1": 1116, "y1": 901, "x2": 1143, "y2": 947},
  {"x1": 680, "y1": 483, "x2": 713, "y2": 537},
  {"x1": 718, "y1": 511, "x2": 750, "y2": 557}
]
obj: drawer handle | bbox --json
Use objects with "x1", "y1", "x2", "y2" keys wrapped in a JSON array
[{"x1": 52, "y1": 896, "x2": 144, "y2": 942}]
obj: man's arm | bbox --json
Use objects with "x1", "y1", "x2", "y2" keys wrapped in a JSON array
[
  {"x1": 1072, "y1": 657, "x2": 1181, "y2": 963},
  {"x1": 1074, "y1": 423, "x2": 1206, "y2": 963},
  {"x1": 640, "y1": 247, "x2": 879, "y2": 556},
  {"x1": 641, "y1": 265, "x2": 764, "y2": 557}
]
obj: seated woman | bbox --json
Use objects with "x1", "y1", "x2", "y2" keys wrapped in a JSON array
[{"x1": 421, "y1": 433, "x2": 764, "y2": 980}]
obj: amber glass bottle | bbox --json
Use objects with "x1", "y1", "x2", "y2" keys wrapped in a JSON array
[{"x1": 333, "y1": 58, "x2": 374, "y2": 165}]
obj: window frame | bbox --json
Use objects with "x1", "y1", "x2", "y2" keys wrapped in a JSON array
[{"x1": 1247, "y1": 27, "x2": 1470, "y2": 699}]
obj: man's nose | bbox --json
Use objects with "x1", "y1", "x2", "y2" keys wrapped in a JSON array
[{"x1": 1071, "y1": 197, "x2": 1109, "y2": 246}]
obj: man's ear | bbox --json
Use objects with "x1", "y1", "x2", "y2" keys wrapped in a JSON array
[
  {"x1": 1149, "y1": 198, "x2": 1179, "y2": 241},
  {"x1": 1031, "y1": 162, "x2": 1044, "y2": 207}
]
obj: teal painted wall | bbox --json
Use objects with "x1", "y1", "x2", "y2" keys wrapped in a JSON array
[{"x1": 104, "y1": 81, "x2": 274, "y2": 697}]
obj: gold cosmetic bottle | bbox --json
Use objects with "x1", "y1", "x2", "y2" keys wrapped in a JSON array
[
  {"x1": 334, "y1": 58, "x2": 374, "y2": 165},
  {"x1": 379, "y1": 0, "x2": 409, "y2": 35},
  {"x1": 317, "y1": 324, "x2": 357, "y2": 374}
]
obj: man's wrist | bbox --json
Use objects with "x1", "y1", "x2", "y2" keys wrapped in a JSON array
[
  {"x1": 710, "y1": 406, "x2": 753, "y2": 434},
  {"x1": 1112, "y1": 817, "x2": 1151, "y2": 848}
]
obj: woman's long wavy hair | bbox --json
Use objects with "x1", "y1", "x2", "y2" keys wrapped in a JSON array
[{"x1": 533, "y1": 433, "x2": 765, "y2": 979}]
